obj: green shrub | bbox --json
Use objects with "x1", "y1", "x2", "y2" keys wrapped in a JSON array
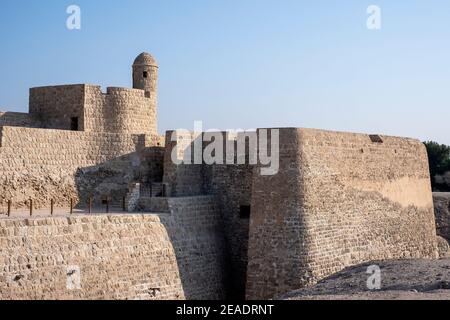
[{"x1": 424, "y1": 141, "x2": 450, "y2": 190}]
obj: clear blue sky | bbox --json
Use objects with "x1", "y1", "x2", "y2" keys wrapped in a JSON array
[{"x1": 1, "y1": 1, "x2": 449, "y2": 143}]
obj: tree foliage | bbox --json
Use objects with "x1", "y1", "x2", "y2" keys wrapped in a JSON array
[{"x1": 423, "y1": 141, "x2": 450, "y2": 190}]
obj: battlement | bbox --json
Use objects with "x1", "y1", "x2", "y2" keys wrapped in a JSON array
[
  {"x1": 83, "y1": 85, "x2": 157, "y2": 135},
  {"x1": 0, "y1": 52, "x2": 160, "y2": 211},
  {"x1": 106, "y1": 86, "x2": 149, "y2": 97},
  {"x1": 28, "y1": 84, "x2": 156, "y2": 135},
  {"x1": 26, "y1": 52, "x2": 158, "y2": 135}
]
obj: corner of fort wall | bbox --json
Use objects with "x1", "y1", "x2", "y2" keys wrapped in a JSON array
[
  {"x1": 246, "y1": 128, "x2": 307, "y2": 300},
  {"x1": 297, "y1": 128, "x2": 437, "y2": 279},
  {"x1": 246, "y1": 128, "x2": 438, "y2": 300}
]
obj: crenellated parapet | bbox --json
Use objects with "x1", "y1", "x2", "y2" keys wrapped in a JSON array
[
  {"x1": 83, "y1": 85, "x2": 157, "y2": 135},
  {"x1": 27, "y1": 52, "x2": 159, "y2": 135}
]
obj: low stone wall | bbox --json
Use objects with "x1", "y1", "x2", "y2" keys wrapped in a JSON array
[{"x1": 0, "y1": 196, "x2": 228, "y2": 300}]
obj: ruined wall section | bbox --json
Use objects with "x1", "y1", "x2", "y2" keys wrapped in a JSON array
[
  {"x1": 0, "y1": 196, "x2": 228, "y2": 300},
  {"x1": 247, "y1": 128, "x2": 438, "y2": 300},
  {"x1": 84, "y1": 86, "x2": 157, "y2": 135},
  {"x1": 0, "y1": 126, "x2": 163, "y2": 209}
]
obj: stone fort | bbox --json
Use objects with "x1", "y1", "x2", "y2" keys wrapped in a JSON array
[{"x1": 0, "y1": 53, "x2": 439, "y2": 300}]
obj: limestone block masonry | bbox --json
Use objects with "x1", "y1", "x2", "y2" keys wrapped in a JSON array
[
  {"x1": 0, "y1": 126, "x2": 163, "y2": 209},
  {"x1": 0, "y1": 53, "x2": 162, "y2": 210},
  {"x1": 246, "y1": 128, "x2": 438, "y2": 300},
  {"x1": 0, "y1": 196, "x2": 227, "y2": 300},
  {"x1": 0, "y1": 52, "x2": 440, "y2": 300}
]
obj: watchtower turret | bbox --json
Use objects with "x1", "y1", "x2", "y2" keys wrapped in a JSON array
[{"x1": 133, "y1": 52, "x2": 158, "y2": 99}]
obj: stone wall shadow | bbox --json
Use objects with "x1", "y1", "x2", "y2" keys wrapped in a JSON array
[
  {"x1": 74, "y1": 146, "x2": 164, "y2": 208},
  {"x1": 161, "y1": 133, "x2": 251, "y2": 300},
  {"x1": 157, "y1": 197, "x2": 234, "y2": 300}
]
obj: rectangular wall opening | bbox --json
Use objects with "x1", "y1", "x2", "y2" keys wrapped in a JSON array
[
  {"x1": 240, "y1": 205, "x2": 251, "y2": 219},
  {"x1": 369, "y1": 134, "x2": 383, "y2": 143},
  {"x1": 71, "y1": 117, "x2": 79, "y2": 131}
]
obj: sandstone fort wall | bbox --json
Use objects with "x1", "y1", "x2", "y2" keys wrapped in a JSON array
[
  {"x1": 0, "y1": 196, "x2": 228, "y2": 300},
  {"x1": 0, "y1": 126, "x2": 163, "y2": 210},
  {"x1": 204, "y1": 163, "x2": 253, "y2": 299},
  {"x1": 29, "y1": 85, "x2": 86, "y2": 131},
  {"x1": 84, "y1": 86, "x2": 157, "y2": 135},
  {"x1": 0, "y1": 52, "x2": 440, "y2": 301},
  {"x1": 246, "y1": 128, "x2": 438, "y2": 299},
  {"x1": 29, "y1": 85, "x2": 157, "y2": 135},
  {"x1": 162, "y1": 131, "x2": 254, "y2": 298},
  {"x1": 162, "y1": 131, "x2": 204, "y2": 197}
]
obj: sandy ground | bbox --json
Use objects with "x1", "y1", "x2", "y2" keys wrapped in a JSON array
[
  {"x1": 285, "y1": 290, "x2": 450, "y2": 300},
  {"x1": 280, "y1": 259, "x2": 450, "y2": 300}
]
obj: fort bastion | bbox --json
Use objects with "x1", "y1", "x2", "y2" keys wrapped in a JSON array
[{"x1": 0, "y1": 53, "x2": 439, "y2": 300}]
